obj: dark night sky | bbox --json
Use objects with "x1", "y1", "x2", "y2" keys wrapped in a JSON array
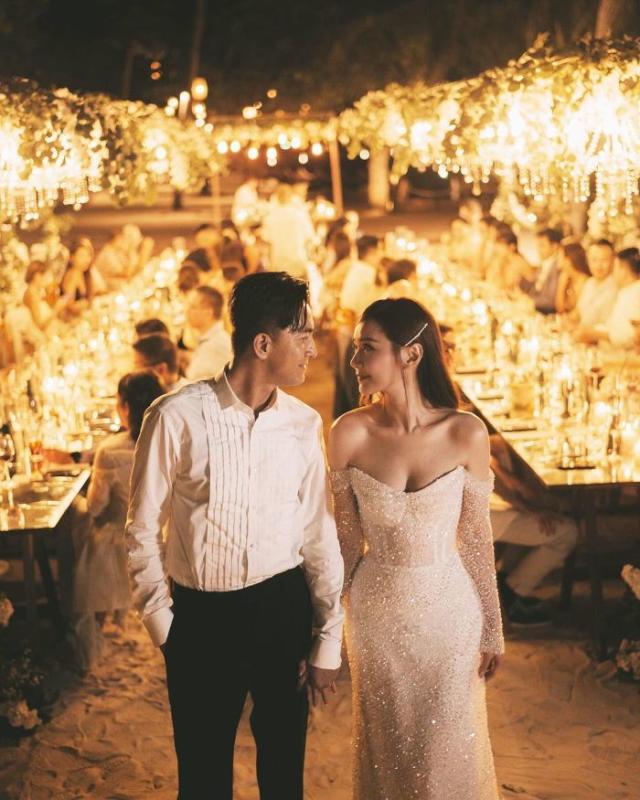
[{"x1": 1, "y1": 0, "x2": 639, "y2": 111}]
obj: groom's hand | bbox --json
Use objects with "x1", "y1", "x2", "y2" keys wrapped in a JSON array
[{"x1": 308, "y1": 665, "x2": 340, "y2": 706}]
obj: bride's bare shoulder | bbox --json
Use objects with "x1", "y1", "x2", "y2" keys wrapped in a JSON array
[
  {"x1": 446, "y1": 410, "x2": 490, "y2": 475},
  {"x1": 329, "y1": 406, "x2": 376, "y2": 469},
  {"x1": 447, "y1": 409, "x2": 488, "y2": 441}
]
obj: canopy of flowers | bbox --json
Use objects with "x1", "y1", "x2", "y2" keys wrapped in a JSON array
[
  {"x1": 0, "y1": 78, "x2": 220, "y2": 224},
  {"x1": 339, "y1": 36, "x2": 640, "y2": 214}
]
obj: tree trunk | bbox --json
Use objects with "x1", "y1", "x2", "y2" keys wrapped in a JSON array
[
  {"x1": 367, "y1": 149, "x2": 390, "y2": 211},
  {"x1": 121, "y1": 41, "x2": 137, "y2": 98},
  {"x1": 594, "y1": 0, "x2": 624, "y2": 37},
  {"x1": 189, "y1": 0, "x2": 206, "y2": 82}
]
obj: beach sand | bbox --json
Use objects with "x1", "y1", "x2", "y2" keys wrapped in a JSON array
[{"x1": 2, "y1": 614, "x2": 640, "y2": 799}]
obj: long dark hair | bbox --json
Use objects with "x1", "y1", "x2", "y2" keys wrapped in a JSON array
[
  {"x1": 562, "y1": 242, "x2": 589, "y2": 276},
  {"x1": 617, "y1": 247, "x2": 640, "y2": 277},
  {"x1": 64, "y1": 238, "x2": 94, "y2": 299},
  {"x1": 117, "y1": 370, "x2": 165, "y2": 442},
  {"x1": 360, "y1": 298, "x2": 460, "y2": 409}
]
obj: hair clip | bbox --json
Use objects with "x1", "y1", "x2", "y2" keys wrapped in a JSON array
[{"x1": 403, "y1": 321, "x2": 429, "y2": 347}]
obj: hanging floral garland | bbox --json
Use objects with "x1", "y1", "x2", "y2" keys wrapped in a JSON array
[
  {"x1": 0, "y1": 79, "x2": 221, "y2": 225},
  {"x1": 338, "y1": 36, "x2": 640, "y2": 212}
]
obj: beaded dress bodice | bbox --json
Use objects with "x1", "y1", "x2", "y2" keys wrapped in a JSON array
[{"x1": 346, "y1": 464, "x2": 464, "y2": 567}]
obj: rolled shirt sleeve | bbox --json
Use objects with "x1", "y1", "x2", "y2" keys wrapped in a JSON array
[
  {"x1": 125, "y1": 402, "x2": 180, "y2": 646},
  {"x1": 299, "y1": 416, "x2": 345, "y2": 670}
]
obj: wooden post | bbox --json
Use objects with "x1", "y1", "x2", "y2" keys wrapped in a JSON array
[
  {"x1": 328, "y1": 137, "x2": 344, "y2": 216},
  {"x1": 367, "y1": 147, "x2": 390, "y2": 211},
  {"x1": 595, "y1": 0, "x2": 624, "y2": 37}
]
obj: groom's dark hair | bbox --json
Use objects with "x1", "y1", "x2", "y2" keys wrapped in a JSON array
[{"x1": 230, "y1": 271, "x2": 310, "y2": 356}]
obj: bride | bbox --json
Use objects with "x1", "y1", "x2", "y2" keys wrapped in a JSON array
[{"x1": 329, "y1": 297, "x2": 504, "y2": 800}]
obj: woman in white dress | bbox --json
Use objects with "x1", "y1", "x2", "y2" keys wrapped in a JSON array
[
  {"x1": 329, "y1": 298, "x2": 504, "y2": 800},
  {"x1": 72, "y1": 370, "x2": 164, "y2": 668}
]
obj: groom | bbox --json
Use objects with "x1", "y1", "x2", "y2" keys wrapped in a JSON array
[{"x1": 126, "y1": 272, "x2": 344, "y2": 799}]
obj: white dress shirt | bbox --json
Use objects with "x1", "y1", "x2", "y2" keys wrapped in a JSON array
[
  {"x1": 576, "y1": 275, "x2": 618, "y2": 328},
  {"x1": 340, "y1": 260, "x2": 377, "y2": 316},
  {"x1": 261, "y1": 203, "x2": 315, "y2": 278},
  {"x1": 603, "y1": 280, "x2": 640, "y2": 348},
  {"x1": 185, "y1": 321, "x2": 232, "y2": 381},
  {"x1": 126, "y1": 372, "x2": 344, "y2": 668}
]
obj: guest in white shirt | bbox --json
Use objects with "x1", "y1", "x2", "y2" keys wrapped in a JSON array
[
  {"x1": 519, "y1": 228, "x2": 562, "y2": 314},
  {"x1": 340, "y1": 234, "x2": 382, "y2": 317},
  {"x1": 577, "y1": 247, "x2": 640, "y2": 348},
  {"x1": 574, "y1": 239, "x2": 618, "y2": 328},
  {"x1": 231, "y1": 176, "x2": 259, "y2": 226},
  {"x1": 126, "y1": 271, "x2": 343, "y2": 799},
  {"x1": 261, "y1": 184, "x2": 315, "y2": 278},
  {"x1": 133, "y1": 334, "x2": 188, "y2": 393},
  {"x1": 183, "y1": 286, "x2": 232, "y2": 381}
]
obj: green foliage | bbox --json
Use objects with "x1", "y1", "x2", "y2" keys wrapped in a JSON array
[{"x1": 0, "y1": 78, "x2": 221, "y2": 223}]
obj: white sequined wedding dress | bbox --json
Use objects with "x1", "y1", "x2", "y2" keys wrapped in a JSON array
[{"x1": 331, "y1": 465, "x2": 503, "y2": 800}]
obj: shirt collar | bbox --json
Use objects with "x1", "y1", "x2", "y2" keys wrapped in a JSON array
[{"x1": 212, "y1": 367, "x2": 280, "y2": 415}]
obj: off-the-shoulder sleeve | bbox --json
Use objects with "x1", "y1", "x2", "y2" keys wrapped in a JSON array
[
  {"x1": 456, "y1": 471, "x2": 504, "y2": 655},
  {"x1": 86, "y1": 446, "x2": 114, "y2": 518},
  {"x1": 329, "y1": 469, "x2": 365, "y2": 592}
]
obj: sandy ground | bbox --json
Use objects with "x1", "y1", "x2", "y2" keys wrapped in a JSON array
[
  {"x1": 2, "y1": 614, "x2": 640, "y2": 800},
  {"x1": 2, "y1": 197, "x2": 640, "y2": 799}
]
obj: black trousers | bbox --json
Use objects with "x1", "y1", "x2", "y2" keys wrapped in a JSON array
[{"x1": 164, "y1": 567, "x2": 313, "y2": 800}]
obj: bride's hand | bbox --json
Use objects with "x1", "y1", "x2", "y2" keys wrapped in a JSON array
[
  {"x1": 308, "y1": 665, "x2": 340, "y2": 705},
  {"x1": 478, "y1": 652, "x2": 502, "y2": 681}
]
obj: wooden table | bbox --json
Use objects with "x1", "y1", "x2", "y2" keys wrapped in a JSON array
[
  {"x1": 0, "y1": 469, "x2": 90, "y2": 638},
  {"x1": 458, "y1": 377, "x2": 640, "y2": 659}
]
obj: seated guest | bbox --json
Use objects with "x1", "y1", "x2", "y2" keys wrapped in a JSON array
[
  {"x1": 184, "y1": 247, "x2": 228, "y2": 294},
  {"x1": 23, "y1": 260, "x2": 66, "y2": 331},
  {"x1": 134, "y1": 318, "x2": 170, "y2": 338},
  {"x1": 384, "y1": 258, "x2": 419, "y2": 299},
  {"x1": 576, "y1": 247, "x2": 640, "y2": 348},
  {"x1": 183, "y1": 248, "x2": 213, "y2": 273},
  {"x1": 71, "y1": 370, "x2": 165, "y2": 669},
  {"x1": 194, "y1": 223, "x2": 222, "y2": 272},
  {"x1": 340, "y1": 235, "x2": 381, "y2": 318},
  {"x1": 488, "y1": 228, "x2": 531, "y2": 291},
  {"x1": 184, "y1": 286, "x2": 232, "y2": 381},
  {"x1": 177, "y1": 264, "x2": 201, "y2": 297},
  {"x1": 94, "y1": 229, "x2": 134, "y2": 290},
  {"x1": 133, "y1": 334, "x2": 187, "y2": 392},
  {"x1": 520, "y1": 228, "x2": 563, "y2": 314},
  {"x1": 60, "y1": 238, "x2": 103, "y2": 315},
  {"x1": 555, "y1": 242, "x2": 590, "y2": 314},
  {"x1": 490, "y1": 436, "x2": 579, "y2": 626},
  {"x1": 573, "y1": 239, "x2": 618, "y2": 328},
  {"x1": 122, "y1": 224, "x2": 154, "y2": 275}
]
